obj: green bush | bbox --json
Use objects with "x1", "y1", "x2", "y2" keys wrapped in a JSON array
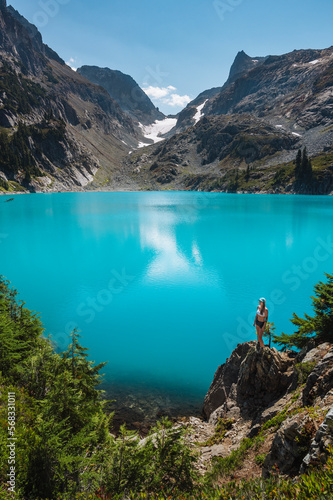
[
  {"x1": 255, "y1": 453, "x2": 267, "y2": 466},
  {"x1": 295, "y1": 361, "x2": 317, "y2": 384}
]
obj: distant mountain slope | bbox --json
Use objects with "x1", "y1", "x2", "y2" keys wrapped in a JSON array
[
  {"x1": 0, "y1": 0, "x2": 141, "y2": 193},
  {"x1": 171, "y1": 87, "x2": 222, "y2": 134},
  {"x1": 171, "y1": 50, "x2": 266, "y2": 133},
  {"x1": 77, "y1": 65, "x2": 165, "y2": 125},
  {"x1": 125, "y1": 47, "x2": 333, "y2": 194}
]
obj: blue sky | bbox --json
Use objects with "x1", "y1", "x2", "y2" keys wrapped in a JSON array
[{"x1": 8, "y1": 0, "x2": 333, "y2": 115}]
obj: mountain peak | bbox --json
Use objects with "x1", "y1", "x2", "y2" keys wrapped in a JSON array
[
  {"x1": 235, "y1": 49, "x2": 251, "y2": 59},
  {"x1": 0, "y1": 0, "x2": 7, "y2": 10},
  {"x1": 227, "y1": 50, "x2": 265, "y2": 85}
]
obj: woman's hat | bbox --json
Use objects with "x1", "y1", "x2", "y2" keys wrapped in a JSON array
[{"x1": 259, "y1": 297, "x2": 266, "y2": 302}]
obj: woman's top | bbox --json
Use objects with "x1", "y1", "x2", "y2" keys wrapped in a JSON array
[{"x1": 257, "y1": 306, "x2": 267, "y2": 318}]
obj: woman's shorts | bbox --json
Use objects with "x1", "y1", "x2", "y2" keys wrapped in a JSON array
[{"x1": 256, "y1": 318, "x2": 265, "y2": 329}]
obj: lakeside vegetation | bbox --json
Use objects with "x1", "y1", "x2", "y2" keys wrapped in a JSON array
[{"x1": 0, "y1": 274, "x2": 332, "y2": 498}]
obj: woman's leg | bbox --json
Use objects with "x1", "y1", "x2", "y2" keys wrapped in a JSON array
[
  {"x1": 257, "y1": 326, "x2": 265, "y2": 347},
  {"x1": 255, "y1": 325, "x2": 262, "y2": 346}
]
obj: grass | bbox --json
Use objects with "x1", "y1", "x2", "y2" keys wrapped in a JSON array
[
  {"x1": 201, "y1": 418, "x2": 234, "y2": 446},
  {"x1": 209, "y1": 437, "x2": 255, "y2": 478}
]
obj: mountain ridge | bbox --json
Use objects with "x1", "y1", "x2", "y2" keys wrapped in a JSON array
[
  {"x1": 1, "y1": 0, "x2": 333, "y2": 194},
  {"x1": 77, "y1": 65, "x2": 165, "y2": 126}
]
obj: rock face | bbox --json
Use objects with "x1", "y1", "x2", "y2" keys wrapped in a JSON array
[
  {"x1": 206, "y1": 47, "x2": 333, "y2": 130},
  {"x1": 77, "y1": 65, "x2": 165, "y2": 125},
  {"x1": 203, "y1": 342, "x2": 295, "y2": 423},
  {"x1": 200, "y1": 341, "x2": 333, "y2": 478},
  {"x1": 301, "y1": 407, "x2": 333, "y2": 472},
  {"x1": 173, "y1": 87, "x2": 222, "y2": 133}
]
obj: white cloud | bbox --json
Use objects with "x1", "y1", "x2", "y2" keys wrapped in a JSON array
[
  {"x1": 162, "y1": 93, "x2": 191, "y2": 107},
  {"x1": 142, "y1": 85, "x2": 191, "y2": 109},
  {"x1": 66, "y1": 57, "x2": 77, "y2": 71},
  {"x1": 142, "y1": 86, "x2": 171, "y2": 99}
]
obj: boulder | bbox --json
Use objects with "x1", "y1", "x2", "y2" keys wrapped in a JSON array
[
  {"x1": 302, "y1": 347, "x2": 333, "y2": 406},
  {"x1": 202, "y1": 342, "x2": 254, "y2": 420},
  {"x1": 301, "y1": 407, "x2": 333, "y2": 472},
  {"x1": 263, "y1": 412, "x2": 317, "y2": 477}
]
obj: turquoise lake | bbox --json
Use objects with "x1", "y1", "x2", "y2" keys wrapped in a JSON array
[{"x1": 1, "y1": 191, "x2": 333, "y2": 417}]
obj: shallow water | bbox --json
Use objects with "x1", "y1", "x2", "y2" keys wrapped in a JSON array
[{"x1": 1, "y1": 191, "x2": 333, "y2": 419}]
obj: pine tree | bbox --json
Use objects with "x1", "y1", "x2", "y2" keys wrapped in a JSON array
[
  {"x1": 295, "y1": 148, "x2": 302, "y2": 179},
  {"x1": 273, "y1": 273, "x2": 333, "y2": 349},
  {"x1": 306, "y1": 158, "x2": 313, "y2": 183},
  {"x1": 245, "y1": 165, "x2": 250, "y2": 182},
  {"x1": 301, "y1": 146, "x2": 308, "y2": 172},
  {"x1": 0, "y1": 276, "x2": 44, "y2": 380},
  {"x1": 294, "y1": 147, "x2": 314, "y2": 186}
]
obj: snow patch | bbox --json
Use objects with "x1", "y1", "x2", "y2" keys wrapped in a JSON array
[
  {"x1": 193, "y1": 99, "x2": 208, "y2": 124},
  {"x1": 275, "y1": 125, "x2": 283, "y2": 128},
  {"x1": 292, "y1": 132, "x2": 302, "y2": 137},
  {"x1": 309, "y1": 59, "x2": 319, "y2": 65},
  {"x1": 138, "y1": 117, "x2": 177, "y2": 148}
]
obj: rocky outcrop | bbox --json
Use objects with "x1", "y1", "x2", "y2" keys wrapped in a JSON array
[
  {"x1": 203, "y1": 342, "x2": 295, "y2": 423},
  {"x1": 200, "y1": 341, "x2": 333, "y2": 479},
  {"x1": 301, "y1": 344, "x2": 333, "y2": 406}
]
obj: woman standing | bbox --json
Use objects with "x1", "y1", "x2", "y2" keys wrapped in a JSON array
[{"x1": 253, "y1": 297, "x2": 268, "y2": 348}]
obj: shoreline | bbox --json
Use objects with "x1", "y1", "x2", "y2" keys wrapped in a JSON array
[
  {"x1": 1, "y1": 188, "x2": 333, "y2": 196},
  {"x1": 101, "y1": 383, "x2": 204, "y2": 435}
]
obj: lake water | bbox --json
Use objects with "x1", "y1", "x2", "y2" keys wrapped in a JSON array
[{"x1": 1, "y1": 192, "x2": 333, "y2": 422}]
